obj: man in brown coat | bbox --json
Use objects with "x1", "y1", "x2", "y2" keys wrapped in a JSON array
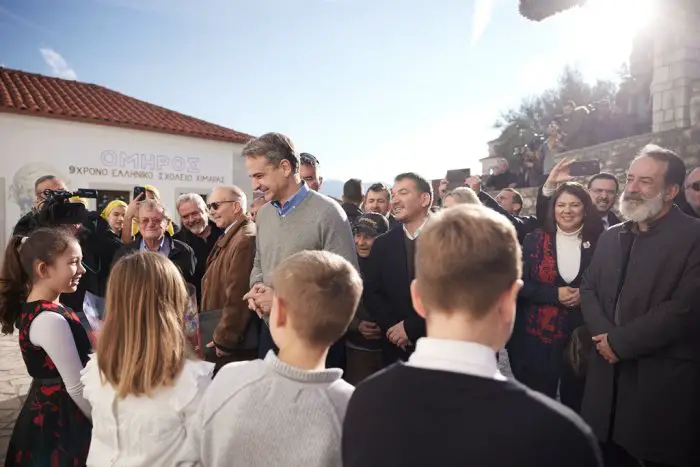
[{"x1": 201, "y1": 185, "x2": 259, "y2": 370}]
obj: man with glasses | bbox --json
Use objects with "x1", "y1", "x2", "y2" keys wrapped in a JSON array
[
  {"x1": 200, "y1": 186, "x2": 259, "y2": 371},
  {"x1": 682, "y1": 167, "x2": 700, "y2": 217},
  {"x1": 300, "y1": 152, "x2": 323, "y2": 191},
  {"x1": 112, "y1": 199, "x2": 196, "y2": 285},
  {"x1": 13, "y1": 175, "x2": 69, "y2": 235},
  {"x1": 587, "y1": 173, "x2": 620, "y2": 229}
]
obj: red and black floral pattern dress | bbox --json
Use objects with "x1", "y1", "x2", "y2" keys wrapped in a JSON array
[{"x1": 6, "y1": 300, "x2": 92, "y2": 466}]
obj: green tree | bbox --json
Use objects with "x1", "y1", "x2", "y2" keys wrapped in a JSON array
[{"x1": 491, "y1": 66, "x2": 619, "y2": 168}]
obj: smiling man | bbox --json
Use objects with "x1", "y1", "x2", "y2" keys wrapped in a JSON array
[
  {"x1": 112, "y1": 199, "x2": 196, "y2": 285},
  {"x1": 174, "y1": 193, "x2": 223, "y2": 303},
  {"x1": 581, "y1": 145, "x2": 700, "y2": 467},
  {"x1": 364, "y1": 172, "x2": 432, "y2": 363},
  {"x1": 199, "y1": 185, "x2": 258, "y2": 371},
  {"x1": 241, "y1": 132, "x2": 358, "y2": 369},
  {"x1": 587, "y1": 173, "x2": 620, "y2": 229}
]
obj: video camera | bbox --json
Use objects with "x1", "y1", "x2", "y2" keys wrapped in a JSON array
[{"x1": 36, "y1": 188, "x2": 99, "y2": 227}]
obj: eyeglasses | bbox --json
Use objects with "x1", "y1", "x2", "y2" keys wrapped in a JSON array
[
  {"x1": 300, "y1": 153, "x2": 319, "y2": 167},
  {"x1": 590, "y1": 188, "x2": 617, "y2": 196},
  {"x1": 139, "y1": 217, "x2": 165, "y2": 226},
  {"x1": 686, "y1": 182, "x2": 700, "y2": 192},
  {"x1": 207, "y1": 200, "x2": 238, "y2": 211}
]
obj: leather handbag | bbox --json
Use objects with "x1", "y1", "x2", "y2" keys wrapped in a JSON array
[{"x1": 565, "y1": 325, "x2": 592, "y2": 377}]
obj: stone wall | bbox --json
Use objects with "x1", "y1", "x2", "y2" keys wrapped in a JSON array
[
  {"x1": 651, "y1": 0, "x2": 700, "y2": 132},
  {"x1": 496, "y1": 127, "x2": 700, "y2": 216}
]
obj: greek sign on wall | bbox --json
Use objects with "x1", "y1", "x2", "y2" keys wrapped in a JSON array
[{"x1": 66, "y1": 150, "x2": 226, "y2": 183}]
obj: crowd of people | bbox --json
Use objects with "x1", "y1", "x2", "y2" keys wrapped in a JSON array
[
  {"x1": 490, "y1": 99, "x2": 649, "y2": 189},
  {"x1": 0, "y1": 131, "x2": 699, "y2": 467}
]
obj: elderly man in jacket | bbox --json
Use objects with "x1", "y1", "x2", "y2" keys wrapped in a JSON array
[
  {"x1": 200, "y1": 185, "x2": 258, "y2": 371},
  {"x1": 580, "y1": 145, "x2": 700, "y2": 467}
]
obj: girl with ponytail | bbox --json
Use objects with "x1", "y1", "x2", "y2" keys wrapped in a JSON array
[{"x1": 0, "y1": 228, "x2": 92, "y2": 466}]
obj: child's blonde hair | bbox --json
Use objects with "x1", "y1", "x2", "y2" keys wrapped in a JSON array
[
  {"x1": 271, "y1": 250, "x2": 362, "y2": 346},
  {"x1": 98, "y1": 251, "x2": 189, "y2": 397}
]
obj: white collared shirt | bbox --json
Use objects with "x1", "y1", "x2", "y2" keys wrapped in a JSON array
[
  {"x1": 224, "y1": 219, "x2": 238, "y2": 235},
  {"x1": 403, "y1": 216, "x2": 429, "y2": 240},
  {"x1": 407, "y1": 337, "x2": 506, "y2": 381}
]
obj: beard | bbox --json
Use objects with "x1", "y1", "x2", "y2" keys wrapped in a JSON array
[
  {"x1": 620, "y1": 190, "x2": 664, "y2": 223},
  {"x1": 187, "y1": 219, "x2": 208, "y2": 235}
]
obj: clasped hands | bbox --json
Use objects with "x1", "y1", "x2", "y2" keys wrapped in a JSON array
[
  {"x1": 387, "y1": 321, "x2": 410, "y2": 350},
  {"x1": 243, "y1": 283, "x2": 273, "y2": 319},
  {"x1": 558, "y1": 286, "x2": 580, "y2": 308}
]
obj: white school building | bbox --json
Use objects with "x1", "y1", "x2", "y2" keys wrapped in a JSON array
[{"x1": 0, "y1": 66, "x2": 254, "y2": 249}]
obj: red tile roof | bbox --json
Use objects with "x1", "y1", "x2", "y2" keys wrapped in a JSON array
[{"x1": 0, "y1": 67, "x2": 253, "y2": 144}]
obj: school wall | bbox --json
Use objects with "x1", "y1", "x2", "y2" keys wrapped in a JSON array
[{"x1": 0, "y1": 113, "x2": 251, "y2": 248}]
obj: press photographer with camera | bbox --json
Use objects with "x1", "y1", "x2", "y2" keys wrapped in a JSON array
[{"x1": 11, "y1": 175, "x2": 123, "y2": 326}]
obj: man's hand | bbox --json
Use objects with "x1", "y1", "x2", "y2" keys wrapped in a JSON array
[
  {"x1": 593, "y1": 333, "x2": 619, "y2": 364},
  {"x1": 358, "y1": 321, "x2": 382, "y2": 340},
  {"x1": 387, "y1": 321, "x2": 409, "y2": 349},
  {"x1": 465, "y1": 176, "x2": 482, "y2": 193},
  {"x1": 255, "y1": 286, "x2": 273, "y2": 316},
  {"x1": 243, "y1": 283, "x2": 273, "y2": 318},
  {"x1": 206, "y1": 341, "x2": 231, "y2": 358}
]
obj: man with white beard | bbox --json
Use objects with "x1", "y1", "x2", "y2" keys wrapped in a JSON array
[
  {"x1": 580, "y1": 145, "x2": 700, "y2": 467},
  {"x1": 174, "y1": 193, "x2": 224, "y2": 303}
]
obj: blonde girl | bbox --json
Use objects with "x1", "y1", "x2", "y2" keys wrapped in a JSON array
[{"x1": 81, "y1": 251, "x2": 213, "y2": 466}]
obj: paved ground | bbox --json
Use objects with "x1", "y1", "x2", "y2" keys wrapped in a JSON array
[{"x1": 0, "y1": 332, "x2": 30, "y2": 460}]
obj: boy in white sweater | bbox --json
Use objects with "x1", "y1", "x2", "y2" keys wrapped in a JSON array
[{"x1": 181, "y1": 250, "x2": 363, "y2": 467}]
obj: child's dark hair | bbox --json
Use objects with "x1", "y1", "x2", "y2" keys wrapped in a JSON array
[{"x1": 0, "y1": 228, "x2": 77, "y2": 334}]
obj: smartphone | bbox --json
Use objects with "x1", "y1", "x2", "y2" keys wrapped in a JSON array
[
  {"x1": 133, "y1": 186, "x2": 146, "y2": 199},
  {"x1": 569, "y1": 160, "x2": 600, "y2": 177},
  {"x1": 445, "y1": 168, "x2": 470, "y2": 191}
]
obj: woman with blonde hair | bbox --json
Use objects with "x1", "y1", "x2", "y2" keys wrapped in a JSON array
[
  {"x1": 443, "y1": 186, "x2": 481, "y2": 208},
  {"x1": 100, "y1": 199, "x2": 128, "y2": 236},
  {"x1": 81, "y1": 251, "x2": 213, "y2": 466}
]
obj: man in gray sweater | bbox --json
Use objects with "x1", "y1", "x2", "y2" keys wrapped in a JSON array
[{"x1": 241, "y1": 132, "x2": 358, "y2": 366}]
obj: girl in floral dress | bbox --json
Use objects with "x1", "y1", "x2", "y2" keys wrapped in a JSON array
[{"x1": 0, "y1": 228, "x2": 92, "y2": 466}]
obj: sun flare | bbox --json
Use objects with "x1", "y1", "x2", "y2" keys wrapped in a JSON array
[{"x1": 566, "y1": 0, "x2": 656, "y2": 77}]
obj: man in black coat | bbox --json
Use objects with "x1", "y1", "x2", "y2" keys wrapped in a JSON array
[
  {"x1": 363, "y1": 172, "x2": 431, "y2": 363},
  {"x1": 112, "y1": 199, "x2": 196, "y2": 285},
  {"x1": 580, "y1": 145, "x2": 700, "y2": 467}
]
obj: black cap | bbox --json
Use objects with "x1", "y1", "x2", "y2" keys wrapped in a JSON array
[{"x1": 354, "y1": 213, "x2": 389, "y2": 237}]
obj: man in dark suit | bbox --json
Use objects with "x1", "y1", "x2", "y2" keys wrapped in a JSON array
[
  {"x1": 581, "y1": 146, "x2": 700, "y2": 467},
  {"x1": 364, "y1": 172, "x2": 431, "y2": 363}
]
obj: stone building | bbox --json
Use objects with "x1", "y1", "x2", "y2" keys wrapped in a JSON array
[{"x1": 493, "y1": 0, "x2": 700, "y2": 216}]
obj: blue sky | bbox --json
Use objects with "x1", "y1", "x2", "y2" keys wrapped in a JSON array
[{"x1": 0, "y1": 0, "x2": 652, "y2": 184}]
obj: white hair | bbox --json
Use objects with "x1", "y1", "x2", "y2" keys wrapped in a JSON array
[{"x1": 176, "y1": 193, "x2": 208, "y2": 215}]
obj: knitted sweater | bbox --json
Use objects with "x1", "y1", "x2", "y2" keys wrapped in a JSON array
[
  {"x1": 184, "y1": 352, "x2": 354, "y2": 467},
  {"x1": 250, "y1": 190, "x2": 358, "y2": 287}
]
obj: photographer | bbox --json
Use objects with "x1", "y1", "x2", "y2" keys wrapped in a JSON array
[
  {"x1": 12, "y1": 175, "x2": 68, "y2": 236},
  {"x1": 12, "y1": 176, "x2": 122, "y2": 324}
]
